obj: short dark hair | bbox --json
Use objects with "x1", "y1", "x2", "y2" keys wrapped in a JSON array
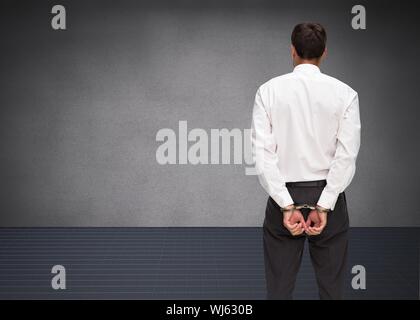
[{"x1": 291, "y1": 23, "x2": 327, "y2": 59}]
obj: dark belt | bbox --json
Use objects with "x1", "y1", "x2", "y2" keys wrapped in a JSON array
[{"x1": 285, "y1": 180, "x2": 327, "y2": 188}]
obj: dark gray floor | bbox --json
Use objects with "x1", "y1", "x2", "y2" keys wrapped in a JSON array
[{"x1": 0, "y1": 228, "x2": 418, "y2": 299}]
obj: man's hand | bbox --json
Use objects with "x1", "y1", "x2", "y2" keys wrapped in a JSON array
[
  {"x1": 305, "y1": 210, "x2": 320, "y2": 228},
  {"x1": 305, "y1": 207, "x2": 328, "y2": 236},
  {"x1": 282, "y1": 205, "x2": 306, "y2": 236}
]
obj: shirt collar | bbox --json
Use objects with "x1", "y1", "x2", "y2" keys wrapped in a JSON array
[{"x1": 293, "y1": 63, "x2": 321, "y2": 74}]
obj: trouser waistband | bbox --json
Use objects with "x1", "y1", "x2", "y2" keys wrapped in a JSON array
[{"x1": 285, "y1": 180, "x2": 327, "y2": 188}]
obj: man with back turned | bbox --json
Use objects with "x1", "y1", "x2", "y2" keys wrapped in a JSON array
[{"x1": 251, "y1": 22, "x2": 361, "y2": 299}]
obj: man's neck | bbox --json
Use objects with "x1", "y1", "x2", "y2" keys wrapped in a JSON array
[{"x1": 294, "y1": 59, "x2": 321, "y2": 67}]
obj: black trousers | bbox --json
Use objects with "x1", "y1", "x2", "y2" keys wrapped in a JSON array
[{"x1": 263, "y1": 180, "x2": 349, "y2": 300}]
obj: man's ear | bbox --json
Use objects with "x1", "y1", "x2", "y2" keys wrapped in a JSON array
[
  {"x1": 321, "y1": 47, "x2": 328, "y2": 60},
  {"x1": 291, "y1": 45, "x2": 297, "y2": 59}
]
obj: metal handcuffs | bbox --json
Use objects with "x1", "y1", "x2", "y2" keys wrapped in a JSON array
[{"x1": 280, "y1": 204, "x2": 331, "y2": 213}]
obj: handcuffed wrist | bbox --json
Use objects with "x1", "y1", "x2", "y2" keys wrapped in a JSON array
[
  {"x1": 316, "y1": 205, "x2": 331, "y2": 214},
  {"x1": 280, "y1": 204, "x2": 295, "y2": 213}
]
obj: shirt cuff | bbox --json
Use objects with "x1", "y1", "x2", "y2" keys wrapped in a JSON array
[
  {"x1": 317, "y1": 189, "x2": 339, "y2": 211},
  {"x1": 272, "y1": 190, "x2": 294, "y2": 208}
]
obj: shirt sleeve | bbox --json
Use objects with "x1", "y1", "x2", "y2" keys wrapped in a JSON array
[
  {"x1": 317, "y1": 92, "x2": 361, "y2": 210},
  {"x1": 251, "y1": 88, "x2": 294, "y2": 208}
]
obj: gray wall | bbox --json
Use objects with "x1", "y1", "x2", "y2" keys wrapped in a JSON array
[{"x1": 1, "y1": 0, "x2": 419, "y2": 226}]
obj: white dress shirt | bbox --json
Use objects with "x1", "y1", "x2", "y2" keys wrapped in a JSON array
[{"x1": 251, "y1": 63, "x2": 361, "y2": 210}]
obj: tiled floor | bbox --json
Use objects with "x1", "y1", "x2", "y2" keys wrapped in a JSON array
[{"x1": 0, "y1": 228, "x2": 418, "y2": 299}]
